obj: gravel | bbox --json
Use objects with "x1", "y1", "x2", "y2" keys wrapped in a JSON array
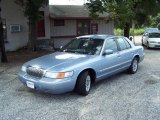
[{"x1": 0, "y1": 37, "x2": 160, "y2": 120}]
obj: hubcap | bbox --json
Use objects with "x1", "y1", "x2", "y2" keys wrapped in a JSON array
[
  {"x1": 132, "y1": 59, "x2": 138, "y2": 72},
  {"x1": 85, "y1": 75, "x2": 91, "y2": 92}
]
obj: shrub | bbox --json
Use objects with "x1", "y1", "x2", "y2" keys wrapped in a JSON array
[
  {"x1": 114, "y1": 28, "x2": 123, "y2": 35},
  {"x1": 114, "y1": 28, "x2": 144, "y2": 36}
]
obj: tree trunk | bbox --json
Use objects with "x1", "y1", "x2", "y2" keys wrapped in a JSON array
[
  {"x1": 123, "y1": 23, "x2": 130, "y2": 38},
  {"x1": 28, "y1": 19, "x2": 37, "y2": 51},
  {"x1": 0, "y1": 11, "x2": 7, "y2": 62}
]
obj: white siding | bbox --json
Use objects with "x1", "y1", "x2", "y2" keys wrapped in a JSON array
[
  {"x1": 1, "y1": 0, "x2": 28, "y2": 51},
  {"x1": 50, "y1": 19, "x2": 114, "y2": 49},
  {"x1": 1, "y1": 1, "x2": 50, "y2": 51},
  {"x1": 51, "y1": 20, "x2": 77, "y2": 36},
  {"x1": 97, "y1": 20, "x2": 114, "y2": 34},
  {"x1": 53, "y1": 38, "x2": 73, "y2": 49}
]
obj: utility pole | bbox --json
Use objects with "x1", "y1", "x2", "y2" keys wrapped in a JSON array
[{"x1": 0, "y1": 0, "x2": 7, "y2": 62}]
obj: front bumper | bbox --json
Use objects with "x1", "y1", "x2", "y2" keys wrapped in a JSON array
[
  {"x1": 148, "y1": 42, "x2": 160, "y2": 48},
  {"x1": 18, "y1": 71, "x2": 77, "y2": 94}
]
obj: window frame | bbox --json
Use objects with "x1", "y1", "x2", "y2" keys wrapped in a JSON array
[{"x1": 77, "y1": 20, "x2": 90, "y2": 36}]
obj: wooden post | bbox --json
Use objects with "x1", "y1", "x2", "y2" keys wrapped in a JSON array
[{"x1": 0, "y1": 0, "x2": 7, "y2": 62}]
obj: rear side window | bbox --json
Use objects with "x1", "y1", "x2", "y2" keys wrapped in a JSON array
[
  {"x1": 124, "y1": 38, "x2": 131, "y2": 49},
  {"x1": 117, "y1": 37, "x2": 131, "y2": 50}
]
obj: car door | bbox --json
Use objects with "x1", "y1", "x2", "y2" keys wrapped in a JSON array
[
  {"x1": 97, "y1": 38, "x2": 122, "y2": 80},
  {"x1": 116, "y1": 37, "x2": 133, "y2": 70}
]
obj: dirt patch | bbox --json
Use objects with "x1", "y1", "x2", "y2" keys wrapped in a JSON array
[{"x1": 6, "y1": 50, "x2": 52, "y2": 63}]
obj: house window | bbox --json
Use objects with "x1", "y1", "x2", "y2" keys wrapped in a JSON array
[
  {"x1": 77, "y1": 20, "x2": 90, "y2": 36},
  {"x1": 54, "y1": 20, "x2": 65, "y2": 26},
  {"x1": 91, "y1": 23, "x2": 98, "y2": 34},
  {"x1": 37, "y1": 11, "x2": 45, "y2": 37}
]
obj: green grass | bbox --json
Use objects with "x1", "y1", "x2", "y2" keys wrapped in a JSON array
[{"x1": 114, "y1": 28, "x2": 144, "y2": 36}]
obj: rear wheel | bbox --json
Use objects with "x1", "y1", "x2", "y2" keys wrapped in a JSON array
[
  {"x1": 128, "y1": 57, "x2": 138, "y2": 74},
  {"x1": 75, "y1": 71, "x2": 91, "y2": 96}
]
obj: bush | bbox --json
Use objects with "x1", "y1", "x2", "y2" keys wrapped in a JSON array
[
  {"x1": 114, "y1": 28, "x2": 123, "y2": 35},
  {"x1": 130, "y1": 28, "x2": 144, "y2": 36},
  {"x1": 114, "y1": 28, "x2": 144, "y2": 36}
]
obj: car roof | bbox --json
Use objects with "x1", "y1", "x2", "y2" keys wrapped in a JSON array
[
  {"x1": 77, "y1": 34, "x2": 119, "y2": 39},
  {"x1": 148, "y1": 31, "x2": 160, "y2": 34}
]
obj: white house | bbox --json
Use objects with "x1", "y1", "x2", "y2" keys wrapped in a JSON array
[
  {"x1": 50, "y1": 5, "x2": 114, "y2": 49},
  {"x1": 1, "y1": 0, "x2": 50, "y2": 51},
  {"x1": 1, "y1": 1, "x2": 114, "y2": 51}
]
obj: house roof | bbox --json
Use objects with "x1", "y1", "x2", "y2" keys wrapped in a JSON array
[{"x1": 49, "y1": 5, "x2": 108, "y2": 18}]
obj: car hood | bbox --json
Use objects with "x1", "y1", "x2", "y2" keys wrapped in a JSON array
[{"x1": 24, "y1": 52, "x2": 96, "y2": 71}]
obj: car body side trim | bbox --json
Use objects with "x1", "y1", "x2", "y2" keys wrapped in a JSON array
[{"x1": 99, "y1": 60, "x2": 131, "y2": 72}]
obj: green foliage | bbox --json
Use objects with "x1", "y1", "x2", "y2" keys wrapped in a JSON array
[
  {"x1": 114, "y1": 28, "x2": 144, "y2": 36},
  {"x1": 86, "y1": 0, "x2": 160, "y2": 37},
  {"x1": 114, "y1": 28, "x2": 123, "y2": 35},
  {"x1": 15, "y1": 0, "x2": 48, "y2": 24},
  {"x1": 149, "y1": 13, "x2": 160, "y2": 28},
  {"x1": 130, "y1": 28, "x2": 144, "y2": 36},
  {"x1": 14, "y1": 0, "x2": 48, "y2": 51}
]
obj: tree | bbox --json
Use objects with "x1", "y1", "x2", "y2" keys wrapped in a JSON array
[
  {"x1": 149, "y1": 13, "x2": 160, "y2": 29},
  {"x1": 15, "y1": 0, "x2": 48, "y2": 51},
  {"x1": 86, "y1": 0, "x2": 160, "y2": 38},
  {"x1": 0, "y1": 0, "x2": 7, "y2": 63}
]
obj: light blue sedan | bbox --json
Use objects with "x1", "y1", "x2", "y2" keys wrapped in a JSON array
[{"x1": 18, "y1": 35, "x2": 144, "y2": 96}]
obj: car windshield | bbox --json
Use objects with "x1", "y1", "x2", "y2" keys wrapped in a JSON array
[
  {"x1": 145, "y1": 28, "x2": 159, "y2": 33},
  {"x1": 149, "y1": 33, "x2": 160, "y2": 38},
  {"x1": 62, "y1": 38, "x2": 104, "y2": 55}
]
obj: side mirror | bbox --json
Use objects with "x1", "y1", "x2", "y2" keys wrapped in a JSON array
[{"x1": 103, "y1": 49, "x2": 114, "y2": 56}]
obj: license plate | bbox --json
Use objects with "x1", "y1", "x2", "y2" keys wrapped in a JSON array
[{"x1": 26, "y1": 81, "x2": 34, "y2": 89}]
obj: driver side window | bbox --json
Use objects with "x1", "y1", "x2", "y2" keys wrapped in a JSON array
[{"x1": 104, "y1": 39, "x2": 118, "y2": 53}]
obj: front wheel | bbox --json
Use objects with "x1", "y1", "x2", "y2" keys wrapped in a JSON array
[
  {"x1": 128, "y1": 57, "x2": 138, "y2": 74},
  {"x1": 75, "y1": 71, "x2": 91, "y2": 96}
]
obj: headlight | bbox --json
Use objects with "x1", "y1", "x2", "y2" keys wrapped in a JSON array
[
  {"x1": 45, "y1": 71, "x2": 73, "y2": 79},
  {"x1": 21, "y1": 66, "x2": 27, "y2": 72}
]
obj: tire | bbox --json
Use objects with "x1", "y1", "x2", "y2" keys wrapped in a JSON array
[
  {"x1": 75, "y1": 71, "x2": 91, "y2": 96},
  {"x1": 128, "y1": 57, "x2": 138, "y2": 74}
]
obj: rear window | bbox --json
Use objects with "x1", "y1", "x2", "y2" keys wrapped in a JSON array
[{"x1": 149, "y1": 33, "x2": 160, "y2": 38}]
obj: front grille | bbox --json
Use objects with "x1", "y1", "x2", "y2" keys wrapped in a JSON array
[{"x1": 26, "y1": 67, "x2": 44, "y2": 78}]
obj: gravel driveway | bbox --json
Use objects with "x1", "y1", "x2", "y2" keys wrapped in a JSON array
[{"x1": 0, "y1": 37, "x2": 160, "y2": 120}]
